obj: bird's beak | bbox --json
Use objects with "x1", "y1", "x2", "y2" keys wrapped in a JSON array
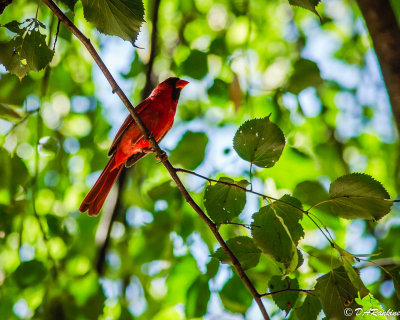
[{"x1": 176, "y1": 79, "x2": 189, "y2": 89}]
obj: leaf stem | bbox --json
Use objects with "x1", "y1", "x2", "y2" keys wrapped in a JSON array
[{"x1": 260, "y1": 288, "x2": 315, "y2": 297}]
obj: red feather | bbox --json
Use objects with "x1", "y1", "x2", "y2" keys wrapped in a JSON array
[{"x1": 79, "y1": 77, "x2": 189, "y2": 216}]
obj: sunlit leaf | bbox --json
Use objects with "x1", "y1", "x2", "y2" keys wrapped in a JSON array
[
  {"x1": 212, "y1": 236, "x2": 261, "y2": 270},
  {"x1": 233, "y1": 117, "x2": 285, "y2": 168},
  {"x1": 268, "y1": 276, "x2": 299, "y2": 313},
  {"x1": 81, "y1": 0, "x2": 145, "y2": 43},
  {"x1": 203, "y1": 177, "x2": 248, "y2": 224},
  {"x1": 169, "y1": 131, "x2": 208, "y2": 170},
  {"x1": 329, "y1": 173, "x2": 392, "y2": 220},
  {"x1": 355, "y1": 294, "x2": 385, "y2": 320}
]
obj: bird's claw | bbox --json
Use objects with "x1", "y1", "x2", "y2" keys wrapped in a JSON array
[{"x1": 155, "y1": 151, "x2": 168, "y2": 164}]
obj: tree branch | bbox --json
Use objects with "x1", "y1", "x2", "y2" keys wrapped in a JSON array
[
  {"x1": 356, "y1": 0, "x2": 400, "y2": 132},
  {"x1": 41, "y1": 1, "x2": 270, "y2": 318}
]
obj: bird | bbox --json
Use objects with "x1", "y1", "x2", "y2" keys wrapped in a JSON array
[{"x1": 79, "y1": 77, "x2": 189, "y2": 216}]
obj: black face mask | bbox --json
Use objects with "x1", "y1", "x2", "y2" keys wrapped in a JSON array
[{"x1": 172, "y1": 87, "x2": 181, "y2": 101}]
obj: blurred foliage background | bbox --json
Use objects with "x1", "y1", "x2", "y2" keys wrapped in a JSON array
[{"x1": 1, "y1": 0, "x2": 400, "y2": 319}]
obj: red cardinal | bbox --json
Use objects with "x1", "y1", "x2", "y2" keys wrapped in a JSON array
[{"x1": 79, "y1": 77, "x2": 189, "y2": 216}]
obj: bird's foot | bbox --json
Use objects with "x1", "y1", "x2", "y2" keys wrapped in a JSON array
[{"x1": 155, "y1": 151, "x2": 168, "y2": 163}]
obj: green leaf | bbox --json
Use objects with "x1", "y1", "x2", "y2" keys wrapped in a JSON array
[
  {"x1": 233, "y1": 117, "x2": 286, "y2": 168},
  {"x1": 268, "y1": 276, "x2": 299, "y2": 313},
  {"x1": 185, "y1": 276, "x2": 210, "y2": 318},
  {"x1": 81, "y1": 0, "x2": 145, "y2": 43},
  {"x1": 220, "y1": 274, "x2": 252, "y2": 314},
  {"x1": 58, "y1": 0, "x2": 77, "y2": 11},
  {"x1": 336, "y1": 246, "x2": 369, "y2": 298},
  {"x1": 354, "y1": 294, "x2": 385, "y2": 320},
  {"x1": 13, "y1": 260, "x2": 47, "y2": 288},
  {"x1": 3, "y1": 20, "x2": 24, "y2": 34},
  {"x1": 21, "y1": 30, "x2": 54, "y2": 72},
  {"x1": 0, "y1": 103, "x2": 21, "y2": 120},
  {"x1": 287, "y1": 59, "x2": 323, "y2": 94},
  {"x1": 293, "y1": 180, "x2": 329, "y2": 207},
  {"x1": 288, "y1": 0, "x2": 321, "y2": 20},
  {"x1": 295, "y1": 295, "x2": 321, "y2": 320},
  {"x1": 206, "y1": 258, "x2": 219, "y2": 279},
  {"x1": 169, "y1": 131, "x2": 208, "y2": 170},
  {"x1": 212, "y1": 236, "x2": 261, "y2": 270},
  {"x1": 0, "y1": 73, "x2": 35, "y2": 105},
  {"x1": 315, "y1": 267, "x2": 360, "y2": 320},
  {"x1": 0, "y1": 38, "x2": 30, "y2": 78},
  {"x1": 0, "y1": 30, "x2": 54, "y2": 79},
  {"x1": 208, "y1": 78, "x2": 229, "y2": 103},
  {"x1": 387, "y1": 265, "x2": 400, "y2": 299},
  {"x1": 329, "y1": 173, "x2": 392, "y2": 220},
  {"x1": 251, "y1": 201, "x2": 299, "y2": 273},
  {"x1": 271, "y1": 195, "x2": 304, "y2": 245},
  {"x1": 181, "y1": 50, "x2": 208, "y2": 80},
  {"x1": 203, "y1": 177, "x2": 247, "y2": 224}
]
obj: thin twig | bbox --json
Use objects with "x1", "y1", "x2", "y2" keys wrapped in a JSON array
[
  {"x1": 53, "y1": 19, "x2": 60, "y2": 51},
  {"x1": 41, "y1": 1, "x2": 271, "y2": 318},
  {"x1": 221, "y1": 221, "x2": 261, "y2": 230},
  {"x1": 175, "y1": 167, "x2": 335, "y2": 245},
  {"x1": 261, "y1": 288, "x2": 315, "y2": 297}
]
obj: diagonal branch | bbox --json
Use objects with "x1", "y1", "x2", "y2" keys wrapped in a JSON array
[{"x1": 41, "y1": 1, "x2": 270, "y2": 318}]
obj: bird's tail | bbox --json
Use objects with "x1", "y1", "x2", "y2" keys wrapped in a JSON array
[{"x1": 79, "y1": 154, "x2": 123, "y2": 216}]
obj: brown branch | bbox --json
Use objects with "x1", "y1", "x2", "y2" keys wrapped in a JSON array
[
  {"x1": 41, "y1": 1, "x2": 270, "y2": 318},
  {"x1": 260, "y1": 288, "x2": 315, "y2": 297}
]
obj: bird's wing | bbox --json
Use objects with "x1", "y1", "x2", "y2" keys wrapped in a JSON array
[{"x1": 108, "y1": 98, "x2": 152, "y2": 156}]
